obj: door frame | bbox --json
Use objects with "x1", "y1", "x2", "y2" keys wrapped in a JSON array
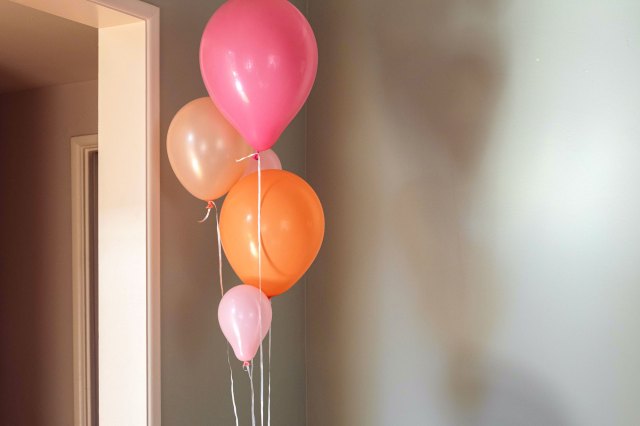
[
  {"x1": 71, "y1": 134, "x2": 99, "y2": 426},
  {"x1": 11, "y1": 1, "x2": 161, "y2": 424}
]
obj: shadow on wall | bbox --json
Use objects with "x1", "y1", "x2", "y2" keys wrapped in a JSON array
[
  {"x1": 0, "y1": 90, "x2": 50, "y2": 426},
  {"x1": 0, "y1": 67, "x2": 34, "y2": 94},
  {"x1": 0, "y1": 83, "x2": 98, "y2": 425},
  {"x1": 375, "y1": 0, "x2": 505, "y2": 418},
  {"x1": 376, "y1": 1, "x2": 571, "y2": 424},
  {"x1": 307, "y1": 0, "x2": 571, "y2": 424}
]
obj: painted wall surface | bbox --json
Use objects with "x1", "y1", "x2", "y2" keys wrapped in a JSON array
[
  {"x1": 306, "y1": 1, "x2": 640, "y2": 425},
  {"x1": 142, "y1": 0, "x2": 308, "y2": 424},
  {"x1": 0, "y1": 80, "x2": 98, "y2": 426}
]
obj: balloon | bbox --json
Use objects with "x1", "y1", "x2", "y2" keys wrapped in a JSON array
[
  {"x1": 220, "y1": 170, "x2": 324, "y2": 297},
  {"x1": 243, "y1": 149, "x2": 282, "y2": 177},
  {"x1": 167, "y1": 97, "x2": 252, "y2": 201},
  {"x1": 200, "y1": 0, "x2": 318, "y2": 152},
  {"x1": 218, "y1": 284, "x2": 272, "y2": 362}
]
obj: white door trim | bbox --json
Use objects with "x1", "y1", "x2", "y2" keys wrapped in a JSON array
[
  {"x1": 92, "y1": 3, "x2": 161, "y2": 425},
  {"x1": 70, "y1": 135, "x2": 99, "y2": 426},
  {"x1": 89, "y1": 3, "x2": 161, "y2": 425}
]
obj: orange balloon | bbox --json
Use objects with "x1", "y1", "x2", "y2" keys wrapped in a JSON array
[{"x1": 220, "y1": 170, "x2": 324, "y2": 297}]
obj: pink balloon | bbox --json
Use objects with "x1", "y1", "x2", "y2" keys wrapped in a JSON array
[
  {"x1": 218, "y1": 285, "x2": 272, "y2": 362},
  {"x1": 200, "y1": 0, "x2": 318, "y2": 152},
  {"x1": 242, "y1": 149, "x2": 282, "y2": 177}
]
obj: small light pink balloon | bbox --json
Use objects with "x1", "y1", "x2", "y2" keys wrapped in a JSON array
[
  {"x1": 218, "y1": 285, "x2": 272, "y2": 362},
  {"x1": 243, "y1": 149, "x2": 282, "y2": 177}
]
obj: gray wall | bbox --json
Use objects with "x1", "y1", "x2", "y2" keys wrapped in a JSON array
[
  {"x1": 143, "y1": 0, "x2": 308, "y2": 424},
  {"x1": 0, "y1": 80, "x2": 98, "y2": 426},
  {"x1": 306, "y1": 0, "x2": 640, "y2": 425}
]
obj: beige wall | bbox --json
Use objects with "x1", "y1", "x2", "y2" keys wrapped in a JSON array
[
  {"x1": 307, "y1": 0, "x2": 640, "y2": 425},
  {"x1": 142, "y1": 0, "x2": 308, "y2": 424},
  {"x1": 0, "y1": 80, "x2": 98, "y2": 426}
]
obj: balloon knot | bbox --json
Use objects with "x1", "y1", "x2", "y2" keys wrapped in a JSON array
[
  {"x1": 243, "y1": 361, "x2": 251, "y2": 368},
  {"x1": 197, "y1": 201, "x2": 215, "y2": 223},
  {"x1": 252, "y1": 153, "x2": 260, "y2": 161}
]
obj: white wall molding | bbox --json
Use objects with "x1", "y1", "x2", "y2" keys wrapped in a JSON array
[
  {"x1": 96, "y1": 3, "x2": 160, "y2": 423},
  {"x1": 70, "y1": 134, "x2": 99, "y2": 426}
]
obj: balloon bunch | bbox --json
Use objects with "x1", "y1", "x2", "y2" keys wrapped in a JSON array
[{"x1": 167, "y1": 0, "x2": 322, "y2": 416}]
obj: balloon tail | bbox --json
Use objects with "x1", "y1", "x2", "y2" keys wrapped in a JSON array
[
  {"x1": 197, "y1": 200, "x2": 215, "y2": 223},
  {"x1": 246, "y1": 363, "x2": 256, "y2": 426},
  {"x1": 227, "y1": 347, "x2": 239, "y2": 426},
  {"x1": 236, "y1": 152, "x2": 258, "y2": 163}
]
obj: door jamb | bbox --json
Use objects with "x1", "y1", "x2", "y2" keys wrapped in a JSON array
[{"x1": 70, "y1": 134, "x2": 99, "y2": 426}]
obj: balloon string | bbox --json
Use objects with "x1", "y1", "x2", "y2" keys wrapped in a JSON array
[
  {"x1": 213, "y1": 202, "x2": 225, "y2": 297},
  {"x1": 227, "y1": 347, "x2": 239, "y2": 426},
  {"x1": 245, "y1": 362, "x2": 256, "y2": 426},
  {"x1": 236, "y1": 150, "x2": 266, "y2": 426},
  {"x1": 199, "y1": 201, "x2": 238, "y2": 425},
  {"x1": 258, "y1": 153, "x2": 265, "y2": 426},
  {"x1": 197, "y1": 200, "x2": 223, "y2": 297},
  {"x1": 267, "y1": 328, "x2": 271, "y2": 426}
]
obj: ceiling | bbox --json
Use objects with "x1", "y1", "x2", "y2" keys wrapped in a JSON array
[{"x1": 0, "y1": 0, "x2": 97, "y2": 94}]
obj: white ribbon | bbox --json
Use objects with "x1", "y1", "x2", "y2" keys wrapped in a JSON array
[
  {"x1": 236, "y1": 152, "x2": 269, "y2": 426},
  {"x1": 236, "y1": 152, "x2": 259, "y2": 163},
  {"x1": 268, "y1": 328, "x2": 272, "y2": 426},
  {"x1": 199, "y1": 200, "x2": 238, "y2": 426},
  {"x1": 258, "y1": 153, "x2": 265, "y2": 426},
  {"x1": 245, "y1": 363, "x2": 256, "y2": 426},
  {"x1": 197, "y1": 200, "x2": 214, "y2": 223},
  {"x1": 227, "y1": 348, "x2": 239, "y2": 426}
]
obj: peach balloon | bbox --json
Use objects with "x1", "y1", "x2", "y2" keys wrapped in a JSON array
[
  {"x1": 167, "y1": 97, "x2": 252, "y2": 201},
  {"x1": 220, "y1": 170, "x2": 324, "y2": 297}
]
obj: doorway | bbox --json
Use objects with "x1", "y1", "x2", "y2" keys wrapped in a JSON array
[
  {"x1": 0, "y1": 1, "x2": 160, "y2": 425},
  {"x1": 0, "y1": 3, "x2": 98, "y2": 424}
]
